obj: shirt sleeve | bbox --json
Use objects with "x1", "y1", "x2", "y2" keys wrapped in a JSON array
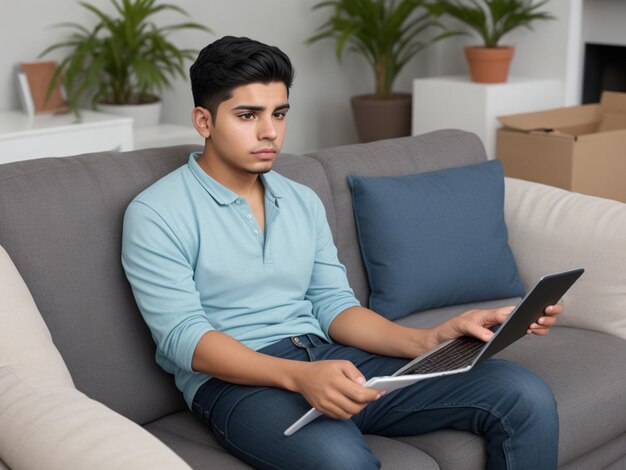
[
  {"x1": 305, "y1": 195, "x2": 361, "y2": 336},
  {"x1": 121, "y1": 200, "x2": 214, "y2": 373}
]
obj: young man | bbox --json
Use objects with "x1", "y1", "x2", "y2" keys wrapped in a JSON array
[{"x1": 122, "y1": 36, "x2": 561, "y2": 469}]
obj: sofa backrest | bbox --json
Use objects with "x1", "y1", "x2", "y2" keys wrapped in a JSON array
[
  {"x1": 0, "y1": 147, "x2": 197, "y2": 424},
  {"x1": 307, "y1": 130, "x2": 487, "y2": 304}
]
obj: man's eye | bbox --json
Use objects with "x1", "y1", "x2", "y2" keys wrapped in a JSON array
[
  {"x1": 239, "y1": 113, "x2": 254, "y2": 120},
  {"x1": 274, "y1": 112, "x2": 286, "y2": 120}
]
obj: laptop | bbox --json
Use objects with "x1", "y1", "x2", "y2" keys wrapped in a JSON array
[{"x1": 284, "y1": 268, "x2": 584, "y2": 436}]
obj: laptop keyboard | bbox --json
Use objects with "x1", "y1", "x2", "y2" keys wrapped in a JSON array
[{"x1": 401, "y1": 336, "x2": 486, "y2": 375}]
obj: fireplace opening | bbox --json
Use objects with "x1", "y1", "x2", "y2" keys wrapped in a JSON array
[{"x1": 582, "y1": 43, "x2": 626, "y2": 104}]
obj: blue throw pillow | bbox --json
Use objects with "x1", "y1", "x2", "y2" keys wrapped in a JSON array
[{"x1": 348, "y1": 160, "x2": 525, "y2": 320}]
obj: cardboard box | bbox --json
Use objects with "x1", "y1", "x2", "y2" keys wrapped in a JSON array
[{"x1": 496, "y1": 91, "x2": 626, "y2": 203}]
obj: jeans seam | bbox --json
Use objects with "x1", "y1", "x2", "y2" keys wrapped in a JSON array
[
  {"x1": 394, "y1": 402, "x2": 515, "y2": 468},
  {"x1": 417, "y1": 402, "x2": 514, "y2": 435},
  {"x1": 215, "y1": 388, "x2": 282, "y2": 470}
]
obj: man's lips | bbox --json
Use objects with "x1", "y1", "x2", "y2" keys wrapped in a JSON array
[{"x1": 252, "y1": 148, "x2": 277, "y2": 159}]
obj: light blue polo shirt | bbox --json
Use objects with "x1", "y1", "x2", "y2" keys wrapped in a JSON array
[{"x1": 121, "y1": 152, "x2": 360, "y2": 408}]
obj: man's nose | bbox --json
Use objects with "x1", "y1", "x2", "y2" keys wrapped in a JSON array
[{"x1": 258, "y1": 116, "x2": 278, "y2": 141}]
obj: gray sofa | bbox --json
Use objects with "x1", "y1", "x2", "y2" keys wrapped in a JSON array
[{"x1": 1, "y1": 129, "x2": 625, "y2": 469}]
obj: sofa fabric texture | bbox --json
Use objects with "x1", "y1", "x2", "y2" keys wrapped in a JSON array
[
  {"x1": 0, "y1": 129, "x2": 625, "y2": 469},
  {"x1": 349, "y1": 160, "x2": 525, "y2": 320}
]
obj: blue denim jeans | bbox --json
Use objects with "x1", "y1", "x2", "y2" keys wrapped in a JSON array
[{"x1": 192, "y1": 334, "x2": 559, "y2": 470}]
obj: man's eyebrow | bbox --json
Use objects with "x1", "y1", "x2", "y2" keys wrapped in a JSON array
[{"x1": 231, "y1": 103, "x2": 290, "y2": 112}]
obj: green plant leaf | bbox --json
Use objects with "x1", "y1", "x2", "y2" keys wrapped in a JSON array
[
  {"x1": 39, "y1": 0, "x2": 211, "y2": 112},
  {"x1": 307, "y1": 0, "x2": 458, "y2": 97},
  {"x1": 432, "y1": 0, "x2": 554, "y2": 47}
]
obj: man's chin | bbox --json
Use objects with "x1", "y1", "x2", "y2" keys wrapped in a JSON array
[
  {"x1": 246, "y1": 168, "x2": 271, "y2": 175},
  {"x1": 245, "y1": 162, "x2": 274, "y2": 175}
]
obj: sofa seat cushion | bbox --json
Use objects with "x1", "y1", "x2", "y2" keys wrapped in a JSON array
[
  {"x1": 497, "y1": 327, "x2": 626, "y2": 466},
  {"x1": 349, "y1": 160, "x2": 524, "y2": 320},
  {"x1": 560, "y1": 433, "x2": 626, "y2": 470},
  {"x1": 146, "y1": 411, "x2": 441, "y2": 469},
  {"x1": 393, "y1": 327, "x2": 626, "y2": 468},
  {"x1": 396, "y1": 429, "x2": 486, "y2": 470},
  {"x1": 144, "y1": 412, "x2": 248, "y2": 469}
]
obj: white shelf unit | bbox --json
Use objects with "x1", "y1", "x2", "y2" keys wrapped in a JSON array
[
  {"x1": 133, "y1": 124, "x2": 202, "y2": 150},
  {"x1": 0, "y1": 110, "x2": 133, "y2": 164}
]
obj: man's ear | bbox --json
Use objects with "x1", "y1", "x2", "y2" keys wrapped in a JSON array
[{"x1": 192, "y1": 107, "x2": 213, "y2": 139}]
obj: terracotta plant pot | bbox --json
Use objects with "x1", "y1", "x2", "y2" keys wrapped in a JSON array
[
  {"x1": 464, "y1": 46, "x2": 515, "y2": 84},
  {"x1": 351, "y1": 93, "x2": 412, "y2": 143}
]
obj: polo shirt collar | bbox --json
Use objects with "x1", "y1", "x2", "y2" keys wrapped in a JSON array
[{"x1": 188, "y1": 152, "x2": 284, "y2": 206}]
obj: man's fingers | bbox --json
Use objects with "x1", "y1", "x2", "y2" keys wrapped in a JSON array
[
  {"x1": 528, "y1": 325, "x2": 550, "y2": 336},
  {"x1": 544, "y1": 304, "x2": 563, "y2": 316},
  {"x1": 318, "y1": 384, "x2": 380, "y2": 419},
  {"x1": 339, "y1": 362, "x2": 381, "y2": 403},
  {"x1": 538, "y1": 315, "x2": 557, "y2": 326},
  {"x1": 465, "y1": 322, "x2": 495, "y2": 342},
  {"x1": 339, "y1": 361, "x2": 366, "y2": 384},
  {"x1": 320, "y1": 393, "x2": 365, "y2": 419},
  {"x1": 466, "y1": 307, "x2": 513, "y2": 341},
  {"x1": 528, "y1": 315, "x2": 556, "y2": 335},
  {"x1": 496, "y1": 306, "x2": 515, "y2": 320}
]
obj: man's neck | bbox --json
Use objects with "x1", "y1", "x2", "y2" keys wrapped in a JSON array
[{"x1": 197, "y1": 153, "x2": 264, "y2": 200}]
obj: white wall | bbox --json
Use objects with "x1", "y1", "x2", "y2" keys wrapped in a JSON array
[
  {"x1": 583, "y1": 0, "x2": 626, "y2": 45},
  {"x1": 0, "y1": 0, "x2": 434, "y2": 153},
  {"x1": 0, "y1": 0, "x2": 586, "y2": 153}
]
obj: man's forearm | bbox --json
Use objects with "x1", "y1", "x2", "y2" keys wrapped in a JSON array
[
  {"x1": 191, "y1": 330, "x2": 305, "y2": 392},
  {"x1": 328, "y1": 306, "x2": 439, "y2": 358},
  {"x1": 192, "y1": 329, "x2": 383, "y2": 419}
]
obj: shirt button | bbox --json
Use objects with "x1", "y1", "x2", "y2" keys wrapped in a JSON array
[
  {"x1": 246, "y1": 213, "x2": 252, "y2": 219},
  {"x1": 253, "y1": 230, "x2": 259, "y2": 236},
  {"x1": 235, "y1": 199, "x2": 242, "y2": 205}
]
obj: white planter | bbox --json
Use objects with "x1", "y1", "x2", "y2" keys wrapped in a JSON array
[{"x1": 97, "y1": 100, "x2": 162, "y2": 129}]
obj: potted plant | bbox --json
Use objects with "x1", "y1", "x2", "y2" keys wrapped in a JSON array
[
  {"x1": 40, "y1": 0, "x2": 211, "y2": 127},
  {"x1": 430, "y1": 0, "x2": 555, "y2": 83},
  {"x1": 308, "y1": 0, "x2": 456, "y2": 142}
]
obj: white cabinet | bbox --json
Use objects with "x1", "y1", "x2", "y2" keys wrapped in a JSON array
[
  {"x1": 412, "y1": 76, "x2": 564, "y2": 159},
  {"x1": 0, "y1": 110, "x2": 133, "y2": 164},
  {"x1": 133, "y1": 124, "x2": 202, "y2": 150}
]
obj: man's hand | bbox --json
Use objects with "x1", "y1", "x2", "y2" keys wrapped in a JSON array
[
  {"x1": 527, "y1": 304, "x2": 562, "y2": 336},
  {"x1": 193, "y1": 331, "x2": 382, "y2": 421},
  {"x1": 430, "y1": 304, "x2": 563, "y2": 347},
  {"x1": 290, "y1": 360, "x2": 383, "y2": 420}
]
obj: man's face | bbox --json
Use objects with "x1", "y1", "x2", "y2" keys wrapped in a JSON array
[{"x1": 204, "y1": 81, "x2": 290, "y2": 176}]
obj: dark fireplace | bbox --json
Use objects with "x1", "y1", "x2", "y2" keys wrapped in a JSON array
[{"x1": 582, "y1": 43, "x2": 626, "y2": 104}]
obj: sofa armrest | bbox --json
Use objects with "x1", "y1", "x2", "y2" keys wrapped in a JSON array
[
  {"x1": 0, "y1": 369, "x2": 191, "y2": 470},
  {"x1": 0, "y1": 246, "x2": 191, "y2": 470},
  {"x1": 504, "y1": 178, "x2": 626, "y2": 341}
]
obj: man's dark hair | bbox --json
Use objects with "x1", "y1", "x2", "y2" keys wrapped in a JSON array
[{"x1": 190, "y1": 36, "x2": 294, "y2": 119}]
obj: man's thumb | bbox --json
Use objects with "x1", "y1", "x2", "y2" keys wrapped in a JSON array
[{"x1": 342, "y1": 363, "x2": 366, "y2": 385}]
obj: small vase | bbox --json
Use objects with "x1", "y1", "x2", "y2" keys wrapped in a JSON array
[{"x1": 464, "y1": 46, "x2": 515, "y2": 84}]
